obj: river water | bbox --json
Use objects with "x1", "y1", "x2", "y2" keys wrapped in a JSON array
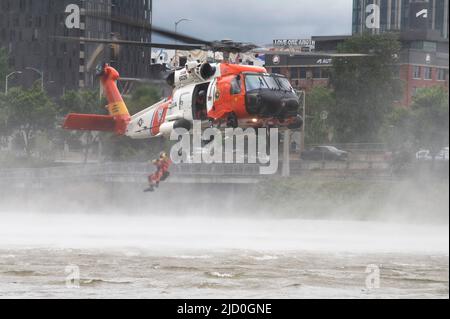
[{"x1": 0, "y1": 213, "x2": 448, "y2": 298}]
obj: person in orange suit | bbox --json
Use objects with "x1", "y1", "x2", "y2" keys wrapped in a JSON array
[{"x1": 144, "y1": 152, "x2": 172, "y2": 192}]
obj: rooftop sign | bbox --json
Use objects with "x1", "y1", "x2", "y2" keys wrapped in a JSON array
[{"x1": 273, "y1": 39, "x2": 316, "y2": 48}]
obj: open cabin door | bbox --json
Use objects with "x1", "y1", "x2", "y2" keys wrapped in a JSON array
[
  {"x1": 179, "y1": 91, "x2": 193, "y2": 121},
  {"x1": 192, "y1": 82, "x2": 210, "y2": 120}
]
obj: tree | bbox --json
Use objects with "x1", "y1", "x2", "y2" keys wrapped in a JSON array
[
  {"x1": 305, "y1": 86, "x2": 336, "y2": 145},
  {"x1": 410, "y1": 86, "x2": 449, "y2": 153},
  {"x1": 330, "y1": 33, "x2": 403, "y2": 143},
  {"x1": 125, "y1": 85, "x2": 162, "y2": 115},
  {"x1": 3, "y1": 84, "x2": 56, "y2": 157},
  {"x1": 58, "y1": 90, "x2": 105, "y2": 163},
  {"x1": 380, "y1": 106, "x2": 415, "y2": 151},
  {"x1": 0, "y1": 48, "x2": 10, "y2": 93},
  {"x1": 381, "y1": 86, "x2": 449, "y2": 155}
]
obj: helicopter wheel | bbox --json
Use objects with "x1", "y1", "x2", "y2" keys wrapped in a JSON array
[{"x1": 226, "y1": 112, "x2": 238, "y2": 128}]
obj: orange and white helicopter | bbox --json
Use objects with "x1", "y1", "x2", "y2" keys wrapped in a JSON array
[
  {"x1": 59, "y1": 13, "x2": 365, "y2": 141},
  {"x1": 57, "y1": 12, "x2": 303, "y2": 140},
  {"x1": 63, "y1": 60, "x2": 303, "y2": 139}
]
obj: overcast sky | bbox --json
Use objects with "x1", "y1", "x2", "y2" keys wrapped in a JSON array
[{"x1": 152, "y1": 0, "x2": 353, "y2": 45}]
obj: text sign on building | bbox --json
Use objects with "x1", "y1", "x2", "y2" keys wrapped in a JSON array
[{"x1": 273, "y1": 39, "x2": 316, "y2": 49}]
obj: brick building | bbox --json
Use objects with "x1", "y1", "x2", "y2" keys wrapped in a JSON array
[
  {"x1": 352, "y1": 0, "x2": 449, "y2": 106},
  {"x1": 264, "y1": 51, "x2": 332, "y2": 91},
  {"x1": 265, "y1": 0, "x2": 448, "y2": 107}
]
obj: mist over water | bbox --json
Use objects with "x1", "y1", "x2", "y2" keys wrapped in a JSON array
[
  {"x1": 0, "y1": 213, "x2": 448, "y2": 255},
  {"x1": 0, "y1": 177, "x2": 448, "y2": 298}
]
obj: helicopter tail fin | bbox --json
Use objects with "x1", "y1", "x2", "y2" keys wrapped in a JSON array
[{"x1": 63, "y1": 64, "x2": 130, "y2": 135}]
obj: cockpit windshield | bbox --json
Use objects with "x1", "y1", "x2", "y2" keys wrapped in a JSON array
[
  {"x1": 263, "y1": 75, "x2": 280, "y2": 90},
  {"x1": 275, "y1": 76, "x2": 294, "y2": 92},
  {"x1": 245, "y1": 74, "x2": 281, "y2": 92},
  {"x1": 245, "y1": 74, "x2": 268, "y2": 91}
]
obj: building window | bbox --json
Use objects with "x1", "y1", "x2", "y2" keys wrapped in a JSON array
[
  {"x1": 312, "y1": 67, "x2": 321, "y2": 79},
  {"x1": 413, "y1": 66, "x2": 421, "y2": 79},
  {"x1": 271, "y1": 67, "x2": 281, "y2": 75},
  {"x1": 230, "y1": 76, "x2": 241, "y2": 95},
  {"x1": 290, "y1": 67, "x2": 298, "y2": 79},
  {"x1": 319, "y1": 68, "x2": 330, "y2": 79},
  {"x1": 437, "y1": 69, "x2": 447, "y2": 81},
  {"x1": 424, "y1": 67, "x2": 432, "y2": 80},
  {"x1": 299, "y1": 68, "x2": 307, "y2": 79}
]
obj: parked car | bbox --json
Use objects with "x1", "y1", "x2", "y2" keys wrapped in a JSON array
[
  {"x1": 301, "y1": 146, "x2": 349, "y2": 161},
  {"x1": 415, "y1": 150, "x2": 433, "y2": 161},
  {"x1": 435, "y1": 147, "x2": 449, "y2": 161},
  {"x1": 415, "y1": 147, "x2": 449, "y2": 161}
]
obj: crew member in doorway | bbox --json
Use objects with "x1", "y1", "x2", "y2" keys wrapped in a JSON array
[{"x1": 195, "y1": 90, "x2": 207, "y2": 120}]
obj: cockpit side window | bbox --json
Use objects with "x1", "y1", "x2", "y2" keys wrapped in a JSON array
[
  {"x1": 263, "y1": 75, "x2": 280, "y2": 90},
  {"x1": 230, "y1": 75, "x2": 242, "y2": 95}
]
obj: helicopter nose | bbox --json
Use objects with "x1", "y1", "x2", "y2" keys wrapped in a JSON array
[{"x1": 246, "y1": 91, "x2": 300, "y2": 118}]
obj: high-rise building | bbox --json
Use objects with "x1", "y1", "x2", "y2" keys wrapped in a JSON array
[
  {"x1": 351, "y1": 0, "x2": 449, "y2": 106},
  {"x1": 353, "y1": 0, "x2": 449, "y2": 39},
  {"x1": 0, "y1": 0, "x2": 152, "y2": 95}
]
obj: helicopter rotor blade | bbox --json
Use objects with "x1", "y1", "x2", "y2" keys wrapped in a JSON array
[
  {"x1": 317, "y1": 53, "x2": 370, "y2": 57},
  {"x1": 83, "y1": 12, "x2": 257, "y2": 53},
  {"x1": 52, "y1": 36, "x2": 204, "y2": 51},
  {"x1": 84, "y1": 11, "x2": 211, "y2": 45},
  {"x1": 152, "y1": 25, "x2": 212, "y2": 46}
]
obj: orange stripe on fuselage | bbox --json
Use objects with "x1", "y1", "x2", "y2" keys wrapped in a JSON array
[{"x1": 150, "y1": 101, "x2": 170, "y2": 136}]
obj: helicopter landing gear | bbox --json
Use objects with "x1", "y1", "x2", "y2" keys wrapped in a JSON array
[{"x1": 226, "y1": 112, "x2": 238, "y2": 128}]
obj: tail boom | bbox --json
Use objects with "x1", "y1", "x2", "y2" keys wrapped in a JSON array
[
  {"x1": 63, "y1": 64, "x2": 130, "y2": 135},
  {"x1": 63, "y1": 114, "x2": 116, "y2": 132}
]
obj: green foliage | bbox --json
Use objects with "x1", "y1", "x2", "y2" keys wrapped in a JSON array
[
  {"x1": 125, "y1": 85, "x2": 162, "y2": 115},
  {"x1": 380, "y1": 107, "x2": 415, "y2": 150},
  {"x1": 101, "y1": 134, "x2": 167, "y2": 162},
  {"x1": 255, "y1": 177, "x2": 449, "y2": 221},
  {"x1": 56, "y1": 89, "x2": 106, "y2": 163},
  {"x1": 58, "y1": 89, "x2": 105, "y2": 116},
  {"x1": 331, "y1": 33, "x2": 403, "y2": 143},
  {"x1": 410, "y1": 86, "x2": 449, "y2": 152},
  {"x1": 305, "y1": 86, "x2": 335, "y2": 145},
  {"x1": 1, "y1": 84, "x2": 56, "y2": 156},
  {"x1": 381, "y1": 86, "x2": 449, "y2": 153}
]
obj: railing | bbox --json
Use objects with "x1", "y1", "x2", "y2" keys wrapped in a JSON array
[{"x1": 0, "y1": 162, "x2": 265, "y2": 182}]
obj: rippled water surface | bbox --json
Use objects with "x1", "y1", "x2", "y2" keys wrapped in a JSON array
[{"x1": 0, "y1": 214, "x2": 448, "y2": 298}]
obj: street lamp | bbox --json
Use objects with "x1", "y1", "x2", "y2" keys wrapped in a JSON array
[
  {"x1": 25, "y1": 67, "x2": 44, "y2": 91},
  {"x1": 174, "y1": 18, "x2": 191, "y2": 34},
  {"x1": 295, "y1": 90, "x2": 307, "y2": 153},
  {"x1": 174, "y1": 18, "x2": 191, "y2": 67},
  {"x1": 5, "y1": 71, "x2": 22, "y2": 95}
]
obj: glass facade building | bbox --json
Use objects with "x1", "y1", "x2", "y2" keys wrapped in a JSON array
[
  {"x1": 0, "y1": 0, "x2": 153, "y2": 95},
  {"x1": 352, "y1": 0, "x2": 448, "y2": 39}
]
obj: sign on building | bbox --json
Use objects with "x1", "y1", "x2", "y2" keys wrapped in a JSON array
[{"x1": 273, "y1": 39, "x2": 316, "y2": 50}]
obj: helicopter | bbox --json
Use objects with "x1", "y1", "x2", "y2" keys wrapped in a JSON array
[{"x1": 60, "y1": 12, "x2": 366, "y2": 141}]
